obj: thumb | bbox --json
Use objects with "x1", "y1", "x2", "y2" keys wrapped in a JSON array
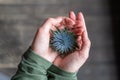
[
  {"x1": 41, "y1": 17, "x2": 63, "y2": 32},
  {"x1": 79, "y1": 31, "x2": 91, "y2": 58}
]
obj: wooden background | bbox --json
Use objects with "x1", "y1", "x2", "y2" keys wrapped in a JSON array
[{"x1": 0, "y1": 0, "x2": 117, "y2": 80}]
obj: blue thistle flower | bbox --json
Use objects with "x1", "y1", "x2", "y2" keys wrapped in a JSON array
[{"x1": 50, "y1": 27, "x2": 78, "y2": 55}]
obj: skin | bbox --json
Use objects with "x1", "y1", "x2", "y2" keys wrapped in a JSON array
[{"x1": 31, "y1": 11, "x2": 91, "y2": 73}]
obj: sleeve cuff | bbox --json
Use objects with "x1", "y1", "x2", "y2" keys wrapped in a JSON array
[
  {"x1": 23, "y1": 48, "x2": 52, "y2": 70},
  {"x1": 48, "y1": 64, "x2": 77, "y2": 78},
  {"x1": 24, "y1": 48, "x2": 77, "y2": 79}
]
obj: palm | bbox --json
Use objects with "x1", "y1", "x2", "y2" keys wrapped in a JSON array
[
  {"x1": 31, "y1": 17, "x2": 75, "y2": 62},
  {"x1": 53, "y1": 51, "x2": 85, "y2": 72}
]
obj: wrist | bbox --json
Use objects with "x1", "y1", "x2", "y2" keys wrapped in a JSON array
[
  {"x1": 30, "y1": 46, "x2": 51, "y2": 62},
  {"x1": 56, "y1": 64, "x2": 78, "y2": 73},
  {"x1": 48, "y1": 64, "x2": 77, "y2": 79},
  {"x1": 23, "y1": 48, "x2": 52, "y2": 69}
]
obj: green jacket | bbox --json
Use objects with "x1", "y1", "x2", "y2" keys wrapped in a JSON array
[{"x1": 11, "y1": 48, "x2": 77, "y2": 80}]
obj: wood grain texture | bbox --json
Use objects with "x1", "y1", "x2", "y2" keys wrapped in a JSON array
[{"x1": 0, "y1": 0, "x2": 117, "y2": 80}]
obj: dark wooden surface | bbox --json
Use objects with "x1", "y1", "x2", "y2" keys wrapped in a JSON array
[{"x1": 0, "y1": 0, "x2": 117, "y2": 80}]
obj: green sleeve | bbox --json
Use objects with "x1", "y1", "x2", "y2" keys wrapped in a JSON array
[
  {"x1": 11, "y1": 48, "x2": 52, "y2": 80},
  {"x1": 47, "y1": 64, "x2": 77, "y2": 80},
  {"x1": 11, "y1": 48, "x2": 77, "y2": 80}
]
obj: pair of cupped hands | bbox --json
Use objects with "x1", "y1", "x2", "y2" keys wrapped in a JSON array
[{"x1": 31, "y1": 11, "x2": 91, "y2": 73}]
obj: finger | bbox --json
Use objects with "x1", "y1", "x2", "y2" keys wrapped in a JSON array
[
  {"x1": 60, "y1": 17, "x2": 75, "y2": 28},
  {"x1": 76, "y1": 12, "x2": 86, "y2": 30},
  {"x1": 77, "y1": 36, "x2": 82, "y2": 49},
  {"x1": 77, "y1": 12, "x2": 82, "y2": 20},
  {"x1": 49, "y1": 17, "x2": 75, "y2": 30},
  {"x1": 41, "y1": 17, "x2": 63, "y2": 32},
  {"x1": 53, "y1": 17, "x2": 65, "y2": 30},
  {"x1": 72, "y1": 27, "x2": 84, "y2": 35},
  {"x1": 69, "y1": 11, "x2": 76, "y2": 21},
  {"x1": 80, "y1": 31, "x2": 91, "y2": 57},
  {"x1": 75, "y1": 20, "x2": 84, "y2": 27}
]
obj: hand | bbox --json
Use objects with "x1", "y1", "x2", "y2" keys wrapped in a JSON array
[
  {"x1": 53, "y1": 11, "x2": 91, "y2": 73},
  {"x1": 31, "y1": 16, "x2": 75, "y2": 63},
  {"x1": 31, "y1": 18, "x2": 60, "y2": 62}
]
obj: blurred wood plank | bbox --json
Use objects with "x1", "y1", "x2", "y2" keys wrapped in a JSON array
[
  {"x1": 0, "y1": 0, "x2": 68, "y2": 4},
  {"x1": 0, "y1": 0, "x2": 117, "y2": 80}
]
